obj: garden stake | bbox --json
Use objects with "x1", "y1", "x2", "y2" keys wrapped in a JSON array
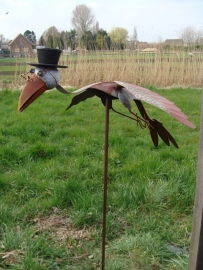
[{"x1": 101, "y1": 95, "x2": 110, "y2": 269}]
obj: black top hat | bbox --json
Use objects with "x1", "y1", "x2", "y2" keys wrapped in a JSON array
[{"x1": 27, "y1": 48, "x2": 68, "y2": 68}]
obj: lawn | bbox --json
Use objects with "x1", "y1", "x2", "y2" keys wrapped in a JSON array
[{"x1": 0, "y1": 86, "x2": 201, "y2": 269}]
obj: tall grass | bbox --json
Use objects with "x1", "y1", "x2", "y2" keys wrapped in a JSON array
[
  {"x1": 0, "y1": 87, "x2": 201, "y2": 269},
  {"x1": 59, "y1": 51, "x2": 203, "y2": 88},
  {"x1": 1, "y1": 51, "x2": 203, "y2": 90}
]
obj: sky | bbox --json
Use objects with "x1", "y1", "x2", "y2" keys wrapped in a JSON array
[{"x1": 1, "y1": 0, "x2": 203, "y2": 43}]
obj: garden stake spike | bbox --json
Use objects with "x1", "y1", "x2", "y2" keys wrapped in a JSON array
[
  {"x1": 101, "y1": 95, "x2": 110, "y2": 270},
  {"x1": 18, "y1": 48, "x2": 196, "y2": 270}
]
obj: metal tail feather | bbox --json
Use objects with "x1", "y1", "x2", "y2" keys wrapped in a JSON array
[{"x1": 134, "y1": 99, "x2": 179, "y2": 148}]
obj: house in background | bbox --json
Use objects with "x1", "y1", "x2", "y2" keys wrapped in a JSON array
[
  {"x1": 8, "y1": 33, "x2": 35, "y2": 57},
  {"x1": 137, "y1": 41, "x2": 149, "y2": 50},
  {"x1": 164, "y1": 39, "x2": 184, "y2": 46}
]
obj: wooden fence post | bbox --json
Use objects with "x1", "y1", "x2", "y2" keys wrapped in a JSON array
[{"x1": 189, "y1": 87, "x2": 203, "y2": 270}]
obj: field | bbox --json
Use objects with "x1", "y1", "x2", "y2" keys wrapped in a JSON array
[
  {"x1": 0, "y1": 85, "x2": 201, "y2": 269},
  {"x1": 1, "y1": 51, "x2": 203, "y2": 89}
]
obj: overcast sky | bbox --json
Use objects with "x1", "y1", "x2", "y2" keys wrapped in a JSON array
[{"x1": 1, "y1": 0, "x2": 203, "y2": 42}]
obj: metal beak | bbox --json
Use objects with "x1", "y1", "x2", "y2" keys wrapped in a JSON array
[{"x1": 18, "y1": 74, "x2": 48, "y2": 112}]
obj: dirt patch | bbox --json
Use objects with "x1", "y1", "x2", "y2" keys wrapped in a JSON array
[
  {"x1": 0, "y1": 250, "x2": 25, "y2": 266},
  {"x1": 33, "y1": 208, "x2": 93, "y2": 244}
]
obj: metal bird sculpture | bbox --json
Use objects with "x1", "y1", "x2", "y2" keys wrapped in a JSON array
[{"x1": 19, "y1": 70, "x2": 195, "y2": 148}]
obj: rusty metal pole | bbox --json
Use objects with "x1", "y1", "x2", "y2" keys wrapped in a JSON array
[{"x1": 101, "y1": 95, "x2": 110, "y2": 270}]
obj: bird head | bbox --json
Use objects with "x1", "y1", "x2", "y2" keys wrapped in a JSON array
[{"x1": 18, "y1": 67, "x2": 69, "y2": 112}]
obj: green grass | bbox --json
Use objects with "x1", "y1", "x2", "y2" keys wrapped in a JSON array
[
  {"x1": 0, "y1": 66, "x2": 27, "y2": 72},
  {"x1": 0, "y1": 87, "x2": 201, "y2": 269}
]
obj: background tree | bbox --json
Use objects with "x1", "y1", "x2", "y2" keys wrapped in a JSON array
[
  {"x1": 46, "y1": 35, "x2": 54, "y2": 48},
  {"x1": 24, "y1": 30, "x2": 36, "y2": 44},
  {"x1": 195, "y1": 30, "x2": 203, "y2": 45},
  {"x1": 0, "y1": 34, "x2": 5, "y2": 45},
  {"x1": 128, "y1": 27, "x2": 138, "y2": 49},
  {"x1": 130, "y1": 26, "x2": 138, "y2": 49},
  {"x1": 71, "y1": 4, "x2": 95, "y2": 37},
  {"x1": 0, "y1": 34, "x2": 10, "y2": 55},
  {"x1": 60, "y1": 29, "x2": 78, "y2": 50},
  {"x1": 67, "y1": 29, "x2": 78, "y2": 50},
  {"x1": 133, "y1": 26, "x2": 138, "y2": 44},
  {"x1": 179, "y1": 26, "x2": 203, "y2": 47},
  {"x1": 38, "y1": 35, "x2": 45, "y2": 46},
  {"x1": 60, "y1": 31, "x2": 69, "y2": 49},
  {"x1": 97, "y1": 29, "x2": 107, "y2": 37},
  {"x1": 43, "y1": 26, "x2": 60, "y2": 42},
  {"x1": 80, "y1": 30, "x2": 95, "y2": 50},
  {"x1": 0, "y1": 34, "x2": 5, "y2": 54},
  {"x1": 42, "y1": 26, "x2": 62, "y2": 48},
  {"x1": 46, "y1": 35, "x2": 62, "y2": 48},
  {"x1": 92, "y1": 21, "x2": 100, "y2": 35},
  {"x1": 104, "y1": 35, "x2": 111, "y2": 49},
  {"x1": 43, "y1": 26, "x2": 60, "y2": 39},
  {"x1": 108, "y1": 27, "x2": 128, "y2": 49},
  {"x1": 96, "y1": 29, "x2": 108, "y2": 49},
  {"x1": 96, "y1": 34, "x2": 104, "y2": 49}
]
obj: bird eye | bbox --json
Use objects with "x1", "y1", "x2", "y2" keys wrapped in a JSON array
[
  {"x1": 37, "y1": 70, "x2": 43, "y2": 77},
  {"x1": 29, "y1": 68, "x2": 35, "y2": 74}
]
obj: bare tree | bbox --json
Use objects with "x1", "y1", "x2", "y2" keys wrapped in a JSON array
[
  {"x1": 127, "y1": 26, "x2": 138, "y2": 50},
  {"x1": 195, "y1": 29, "x2": 203, "y2": 44},
  {"x1": 71, "y1": 4, "x2": 95, "y2": 36},
  {"x1": 41, "y1": 26, "x2": 61, "y2": 48},
  {"x1": 133, "y1": 26, "x2": 138, "y2": 44},
  {"x1": 42, "y1": 26, "x2": 60, "y2": 41},
  {"x1": 0, "y1": 34, "x2": 9, "y2": 45},
  {"x1": 39, "y1": 26, "x2": 63, "y2": 48},
  {"x1": 0, "y1": 34, "x2": 4, "y2": 48},
  {"x1": 0, "y1": 34, "x2": 5, "y2": 43},
  {"x1": 92, "y1": 21, "x2": 100, "y2": 35},
  {"x1": 179, "y1": 26, "x2": 203, "y2": 46}
]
